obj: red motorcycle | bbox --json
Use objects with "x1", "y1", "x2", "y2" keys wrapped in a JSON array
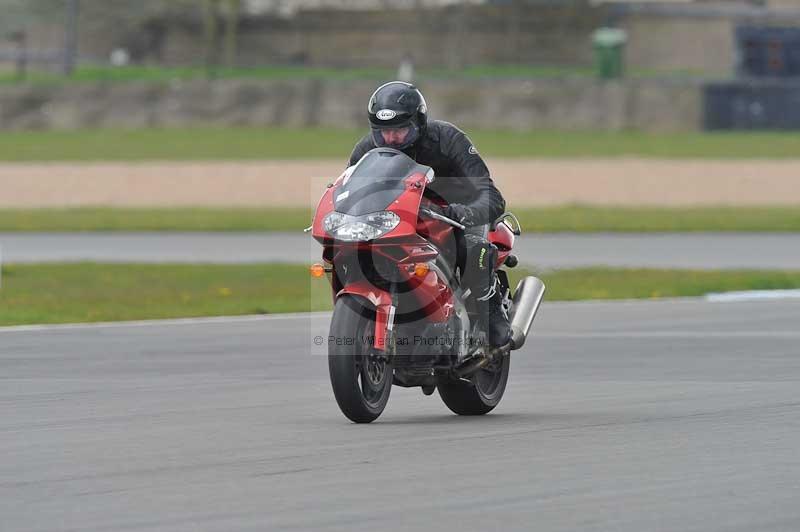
[{"x1": 310, "y1": 148, "x2": 545, "y2": 423}]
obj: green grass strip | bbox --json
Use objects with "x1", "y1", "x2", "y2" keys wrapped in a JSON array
[
  {"x1": 1, "y1": 128, "x2": 800, "y2": 161},
  {"x1": 2, "y1": 263, "x2": 800, "y2": 326},
  {"x1": 0, "y1": 65, "x2": 396, "y2": 85},
  {"x1": 517, "y1": 268, "x2": 800, "y2": 301},
  {"x1": 0, "y1": 207, "x2": 312, "y2": 232},
  {"x1": 0, "y1": 64, "x2": 721, "y2": 87},
  {"x1": 2, "y1": 206, "x2": 800, "y2": 233},
  {"x1": 0, "y1": 263, "x2": 330, "y2": 326}
]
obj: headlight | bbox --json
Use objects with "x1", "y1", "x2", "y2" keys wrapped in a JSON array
[{"x1": 323, "y1": 211, "x2": 400, "y2": 242}]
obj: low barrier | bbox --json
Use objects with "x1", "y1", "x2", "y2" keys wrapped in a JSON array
[{"x1": 0, "y1": 78, "x2": 703, "y2": 132}]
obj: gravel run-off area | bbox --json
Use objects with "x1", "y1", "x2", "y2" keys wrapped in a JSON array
[{"x1": 2, "y1": 158, "x2": 800, "y2": 207}]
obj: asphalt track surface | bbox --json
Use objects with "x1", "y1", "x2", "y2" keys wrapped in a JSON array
[
  {"x1": 2, "y1": 298, "x2": 800, "y2": 532},
  {"x1": 3, "y1": 232, "x2": 800, "y2": 269}
]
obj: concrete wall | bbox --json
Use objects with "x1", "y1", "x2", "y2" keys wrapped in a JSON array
[
  {"x1": 0, "y1": 78, "x2": 703, "y2": 131},
  {"x1": 621, "y1": 15, "x2": 735, "y2": 77},
  {"x1": 159, "y1": 5, "x2": 608, "y2": 69},
  {"x1": 12, "y1": 4, "x2": 800, "y2": 77},
  {"x1": 616, "y1": 5, "x2": 800, "y2": 77},
  {"x1": 8, "y1": 4, "x2": 604, "y2": 69}
]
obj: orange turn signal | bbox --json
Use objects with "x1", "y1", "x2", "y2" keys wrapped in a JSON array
[
  {"x1": 413, "y1": 262, "x2": 430, "y2": 278},
  {"x1": 310, "y1": 263, "x2": 326, "y2": 278}
]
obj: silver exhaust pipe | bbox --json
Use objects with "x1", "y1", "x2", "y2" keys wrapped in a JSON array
[{"x1": 509, "y1": 276, "x2": 546, "y2": 350}]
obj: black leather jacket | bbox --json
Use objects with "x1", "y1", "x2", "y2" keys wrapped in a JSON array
[{"x1": 348, "y1": 120, "x2": 506, "y2": 227}]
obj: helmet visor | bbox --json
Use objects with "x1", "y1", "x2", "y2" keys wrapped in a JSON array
[{"x1": 371, "y1": 123, "x2": 420, "y2": 151}]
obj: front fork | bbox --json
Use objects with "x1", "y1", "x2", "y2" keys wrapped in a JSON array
[{"x1": 374, "y1": 288, "x2": 398, "y2": 356}]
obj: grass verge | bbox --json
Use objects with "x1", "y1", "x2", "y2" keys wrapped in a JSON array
[
  {"x1": 0, "y1": 207, "x2": 313, "y2": 232},
  {"x1": 2, "y1": 128, "x2": 800, "y2": 161},
  {"x1": 0, "y1": 64, "x2": 720, "y2": 87},
  {"x1": 2, "y1": 263, "x2": 800, "y2": 326},
  {"x1": 2, "y1": 206, "x2": 800, "y2": 232}
]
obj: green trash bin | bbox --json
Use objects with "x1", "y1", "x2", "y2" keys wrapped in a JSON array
[{"x1": 592, "y1": 27, "x2": 627, "y2": 80}]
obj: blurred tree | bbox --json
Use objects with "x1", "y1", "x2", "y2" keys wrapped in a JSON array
[
  {"x1": 203, "y1": 0, "x2": 241, "y2": 73},
  {"x1": 2, "y1": 0, "x2": 184, "y2": 29},
  {"x1": 0, "y1": 1, "x2": 34, "y2": 36},
  {"x1": 0, "y1": 0, "x2": 243, "y2": 74},
  {"x1": 223, "y1": 0, "x2": 241, "y2": 68},
  {"x1": 203, "y1": 0, "x2": 220, "y2": 73}
]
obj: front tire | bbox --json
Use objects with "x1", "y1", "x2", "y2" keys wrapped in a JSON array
[
  {"x1": 328, "y1": 296, "x2": 392, "y2": 423},
  {"x1": 438, "y1": 354, "x2": 510, "y2": 415}
]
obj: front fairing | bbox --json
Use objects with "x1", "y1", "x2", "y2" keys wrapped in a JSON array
[
  {"x1": 311, "y1": 149, "x2": 460, "y2": 346},
  {"x1": 312, "y1": 148, "x2": 432, "y2": 243}
]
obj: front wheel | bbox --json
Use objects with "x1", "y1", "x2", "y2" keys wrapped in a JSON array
[
  {"x1": 328, "y1": 296, "x2": 392, "y2": 423},
  {"x1": 438, "y1": 354, "x2": 510, "y2": 415}
]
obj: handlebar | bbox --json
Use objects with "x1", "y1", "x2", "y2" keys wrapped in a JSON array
[{"x1": 419, "y1": 208, "x2": 466, "y2": 231}]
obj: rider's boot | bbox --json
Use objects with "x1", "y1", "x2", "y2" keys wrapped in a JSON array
[
  {"x1": 486, "y1": 278, "x2": 511, "y2": 350},
  {"x1": 459, "y1": 233, "x2": 510, "y2": 368}
]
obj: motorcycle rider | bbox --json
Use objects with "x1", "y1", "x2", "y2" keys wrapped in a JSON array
[{"x1": 348, "y1": 81, "x2": 511, "y2": 350}]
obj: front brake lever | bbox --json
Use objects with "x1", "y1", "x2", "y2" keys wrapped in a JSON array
[{"x1": 420, "y1": 208, "x2": 466, "y2": 231}]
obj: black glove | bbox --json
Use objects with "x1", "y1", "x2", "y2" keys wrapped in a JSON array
[{"x1": 444, "y1": 203, "x2": 476, "y2": 226}]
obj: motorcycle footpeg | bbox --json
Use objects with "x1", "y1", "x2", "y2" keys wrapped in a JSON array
[
  {"x1": 454, "y1": 342, "x2": 510, "y2": 376},
  {"x1": 453, "y1": 352, "x2": 491, "y2": 377},
  {"x1": 487, "y1": 341, "x2": 512, "y2": 359}
]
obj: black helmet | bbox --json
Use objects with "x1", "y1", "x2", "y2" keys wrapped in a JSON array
[{"x1": 367, "y1": 81, "x2": 428, "y2": 151}]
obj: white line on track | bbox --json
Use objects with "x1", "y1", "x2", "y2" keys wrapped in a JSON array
[
  {"x1": 533, "y1": 331, "x2": 800, "y2": 339},
  {"x1": 705, "y1": 289, "x2": 800, "y2": 302},
  {"x1": 2, "y1": 315, "x2": 798, "y2": 340},
  {"x1": 2, "y1": 295, "x2": 799, "y2": 335}
]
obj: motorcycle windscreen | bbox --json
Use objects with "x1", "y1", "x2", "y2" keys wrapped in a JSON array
[{"x1": 333, "y1": 148, "x2": 431, "y2": 216}]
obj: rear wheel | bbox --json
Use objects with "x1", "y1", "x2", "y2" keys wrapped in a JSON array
[
  {"x1": 438, "y1": 354, "x2": 510, "y2": 415},
  {"x1": 328, "y1": 296, "x2": 392, "y2": 423}
]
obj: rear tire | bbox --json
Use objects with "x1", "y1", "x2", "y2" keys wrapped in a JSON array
[
  {"x1": 438, "y1": 354, "x2": 510, "y2": 415},
  {"x1": 328, "y1": 296, "x2": 392, "y2": 423}
]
